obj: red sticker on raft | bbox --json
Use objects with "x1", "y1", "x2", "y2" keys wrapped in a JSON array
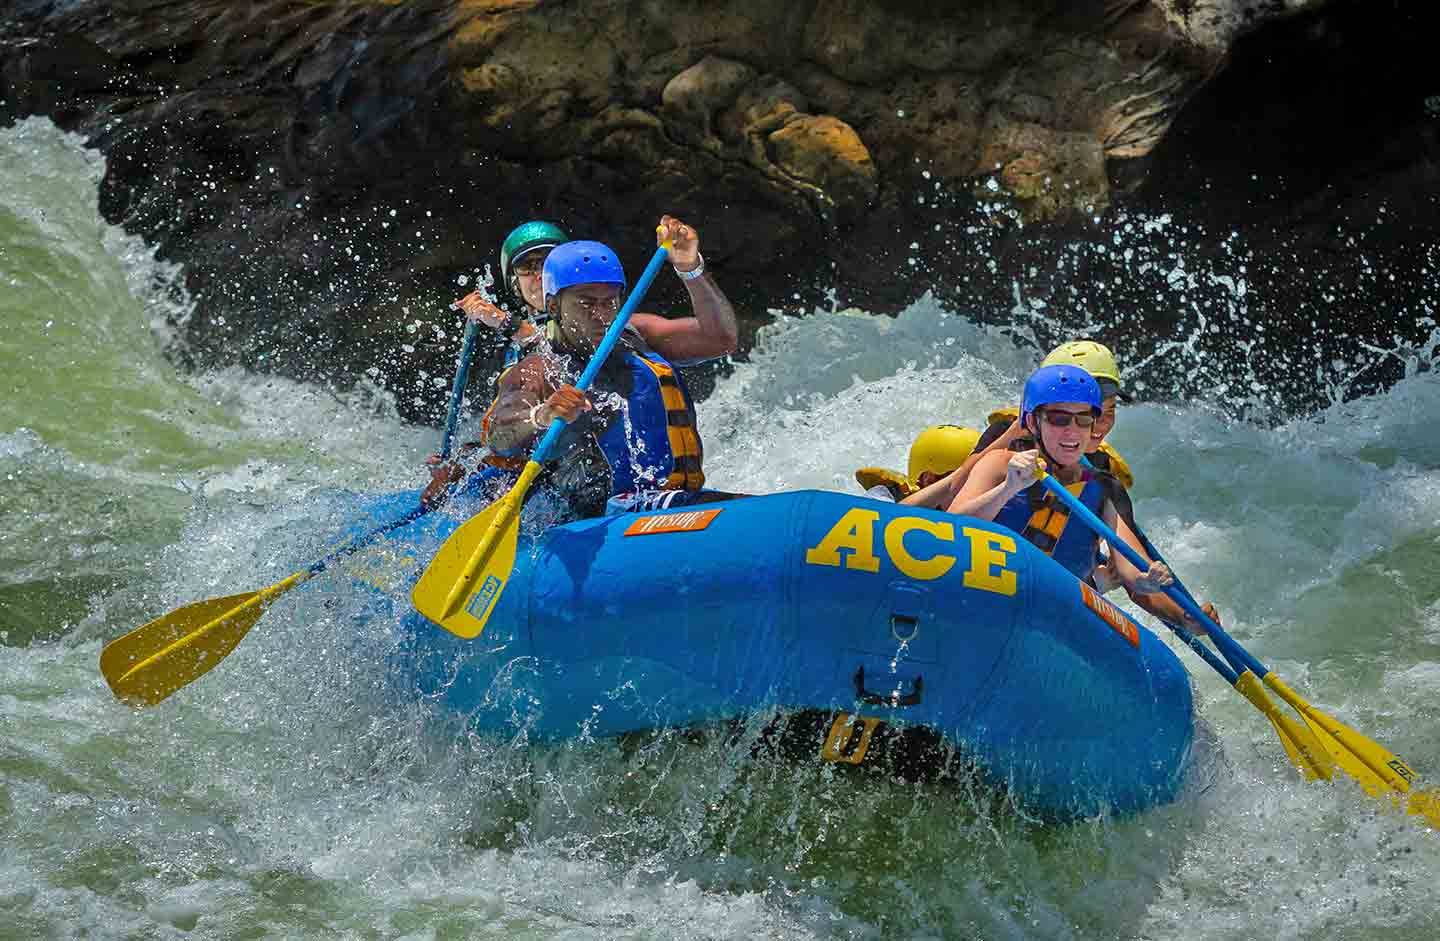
[
  {"x1": 1080, "y1": 582, "x2": 1140, "y2": 649},
  {"x1": 623, "y1": 508, "x2": 723, "y2": 536}
]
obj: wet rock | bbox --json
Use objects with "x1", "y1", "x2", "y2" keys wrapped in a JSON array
[
  {"x1": 0, "y1": 0, "x2": 1434, "y2": 420},
  {"x1": 768, "y1": 114, "x2": 876, "y2": 225}
]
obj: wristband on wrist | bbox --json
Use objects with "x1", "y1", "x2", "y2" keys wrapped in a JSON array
[
  {"x1": 527, "y1": 401, "x2": 547, "y2": 428},
  {"x1": 673, "y1": 253, "x2": 705, "y2": 281}
]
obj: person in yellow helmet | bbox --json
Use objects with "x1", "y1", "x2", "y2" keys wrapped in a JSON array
[{"x1": 855, "y1": 425, "x2": 980, "y2": 502}]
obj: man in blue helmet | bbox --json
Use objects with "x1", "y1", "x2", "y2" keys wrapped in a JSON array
[
  {"x1": 948, "y1": 364, "x2": 1209, "y2": 631},
  {"x1": 477, "y1": 215, "x2": 739, "y2": 517}
]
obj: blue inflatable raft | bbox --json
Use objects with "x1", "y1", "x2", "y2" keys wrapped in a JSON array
[{"x1": 355, "y1": 489, "x2": 1195, "y2": 820}]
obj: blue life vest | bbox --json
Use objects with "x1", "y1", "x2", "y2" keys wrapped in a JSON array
[
  {"x1": 594, "y1": 348, "x2": 705, "y2": 495},
  {"x1": 993, "y1": 473, "x2": 1105, "y2": 581}
]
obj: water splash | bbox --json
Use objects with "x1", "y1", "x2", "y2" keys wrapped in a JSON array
[{"x1": 4, "y1": 117, "x2": 1440, "y2": 939}]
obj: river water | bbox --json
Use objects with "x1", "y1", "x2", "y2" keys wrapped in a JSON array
[{"x1": 3, "y1": 117, "x2": 1439, "y2": 940}]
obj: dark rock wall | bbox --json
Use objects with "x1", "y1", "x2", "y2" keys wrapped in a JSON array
[{"x1": 2, "y1": 0, "x2": 1436, "y2": 421}]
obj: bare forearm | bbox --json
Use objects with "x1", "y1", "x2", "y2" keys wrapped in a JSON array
[
  {"x1": 486, "y1": 394, "x2": 540, "y2": 452},
  {"x1": 682, "y1": 272, "x2": 738, "y2": 353},
  {"x1": 901, "y1": 471, "x2": 954, "y2": 508},
  {"x1": 1129, "y1": 589, "x2": 1191, "y2": 626},
  {"x1": 484, "y1": 359, "x2": 549, "y2": 453},
  {"x1": 946, "y1": 482, "x2": 1016, "y2": 521}
]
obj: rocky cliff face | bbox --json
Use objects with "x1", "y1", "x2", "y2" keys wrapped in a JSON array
[{"x1": 2, "y1": 0, "x2": 1436, "y2": 420}]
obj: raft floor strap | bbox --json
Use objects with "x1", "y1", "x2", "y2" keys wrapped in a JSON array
[
  {"x1": 853, "y1": 665, "x2": 923, "y2": 707},
  {"x1": 821, "y1": 712, "x2": 884, "y2": 764}
]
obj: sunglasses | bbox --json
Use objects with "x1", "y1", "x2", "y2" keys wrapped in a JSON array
[{"x1": 1038, "y1": 409, "x2": 1097, "y2": 429}]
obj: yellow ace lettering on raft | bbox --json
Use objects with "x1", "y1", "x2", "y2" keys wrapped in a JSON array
[{"x1": 804, "y1": 508, "x2": 1018, "y2": 596}]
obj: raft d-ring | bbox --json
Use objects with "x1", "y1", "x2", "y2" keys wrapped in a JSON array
[{"x1": 890, "y1": 613, "x2": 919, "y2": 644}]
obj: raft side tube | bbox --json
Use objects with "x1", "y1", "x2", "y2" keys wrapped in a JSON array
[{"x1": 360, "y1": 489, "x2": 1193, "y2": 818}]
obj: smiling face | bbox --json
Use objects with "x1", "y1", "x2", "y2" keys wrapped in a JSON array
[
  {"x1": 550, "y1": 283, "x2": 623, "y2": 353},
  {"x1": 1088, "y1": 395, "x2": 1117, "y2": 452},
  {"x1": 1026, "y1": 401, "x2": 1095, "y2": 468}
]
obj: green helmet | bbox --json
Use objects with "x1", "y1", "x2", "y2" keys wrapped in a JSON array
[{"x1": 500, "y1": 221, "x2": 569, "y2": 287}]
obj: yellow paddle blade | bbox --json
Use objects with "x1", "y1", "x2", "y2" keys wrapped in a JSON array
[
  {"x1": 1261, "y1": 674, "x2": 1407, "y2": 793},
  {"x1": 1406, "y1": 788, "x2": 1440, "y2": 829},
  {"x1": 411, "y1": 462, "x2": 539, "y2": 639},
  {"x1": 1262, "y1": 673, "x2": 1440, "y2": 827},
  {"x1": 854, "y1": 467, "x2": 912, "y2": 497},
  {"x1": 1233, "y1": 671, "x2": 1335, "y2": 781},
  {"x1": 100, "y1": 573, "x2": 308, "y2": 706}
]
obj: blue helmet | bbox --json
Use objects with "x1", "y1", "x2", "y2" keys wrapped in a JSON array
[
  {"x1": 542, "y1": 240, "x2": 626, "y2": 305},
  {"x1": 1021, "y1": 364, "x2": 1102, "y2": 423}
]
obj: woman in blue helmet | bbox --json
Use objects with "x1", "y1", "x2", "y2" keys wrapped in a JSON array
[
  {"x1": 948, "y1": 364, "x2": 1184, "y2": 606},
  {"x1": 480, "y1": 215, "x2": 740, "y2": 517}
]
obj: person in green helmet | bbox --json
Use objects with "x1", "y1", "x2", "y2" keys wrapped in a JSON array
[
  {"x1": 421, "y1": 222, "x2": 567, "y2": 507},
  {"x1": 452, "y1": 220, "x2": 570, "y2": 367}
]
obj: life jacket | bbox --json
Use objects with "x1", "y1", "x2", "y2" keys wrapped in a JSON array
[
  {"x1": 993, "y1": 471, "x2": 1106, "y2": 582},
  {"x1": 479, "y1": 338, "x2": 705, "y2": 495},
  {"x1": 983, "y1": 407, "x2": 1134, "y2": 490},
  {"x1": 596, "y1": 348, "x2": 705, "y2": 494}
]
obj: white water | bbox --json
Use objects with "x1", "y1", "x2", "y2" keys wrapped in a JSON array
[{"x1": 3, "y1": 118, "x2": 1439, "y2": 940}]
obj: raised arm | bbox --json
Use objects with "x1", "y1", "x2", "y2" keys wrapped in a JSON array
[{"x1": 630, "y1": 215, "x2": 738, "y2": 363}]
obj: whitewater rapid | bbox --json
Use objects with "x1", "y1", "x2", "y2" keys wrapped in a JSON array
[{"x1": 3, "y1": 117, "x2": 1438, "y2": 940}]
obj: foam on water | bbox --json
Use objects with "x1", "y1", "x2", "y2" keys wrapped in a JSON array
[{"x1": 3, "y1": 117, "x2": 1440, "y2": 939}]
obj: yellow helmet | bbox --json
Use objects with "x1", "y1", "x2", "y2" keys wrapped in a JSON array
[
  {"x1": 907, "y1": 425, "x2": 980, "y2": 486},
  {"x1": 1041, "y1": 341, "x2": 1121, "y2": 391}
]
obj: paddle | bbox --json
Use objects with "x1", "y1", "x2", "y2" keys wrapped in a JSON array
[
  {"x1": 1084, "y1": 468, "x2": 1335, "y2": 780},
  {"x1": 1158, "y1": 615, "x2": 1334, "y2": 780},
  {"x1": 100, "y1": 303, "x2": 488, "y2": 707},
  {"x1": 1038, "y1": 471, "x2": 1440, "y2": 827},
  {"x1": 441, "y1": 319, "x2": 482, "y2": 459},
  {"x1": 412, "y1": 239, "x2": 672, "y2": 640}
]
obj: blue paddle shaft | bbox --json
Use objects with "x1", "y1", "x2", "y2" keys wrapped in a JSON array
[
  {"x1": 1162, "y1": 618, "x2": 1240, "y2": 684},
  {"x1": 1038, "y1": 473, "x2": 1267, "y2": 678},
  {"x1": 530, "y1": 244, "x2": 671, "y2": 465},
  {"x1": 307, "y1": 504, "x2": 428, "y2": 577},
  {"x1": 440, "y1": 319, "x2": 482, "y2": 460},
  {"x1": 308, "y1": 295, "x2": 491, "y2": 578}
]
